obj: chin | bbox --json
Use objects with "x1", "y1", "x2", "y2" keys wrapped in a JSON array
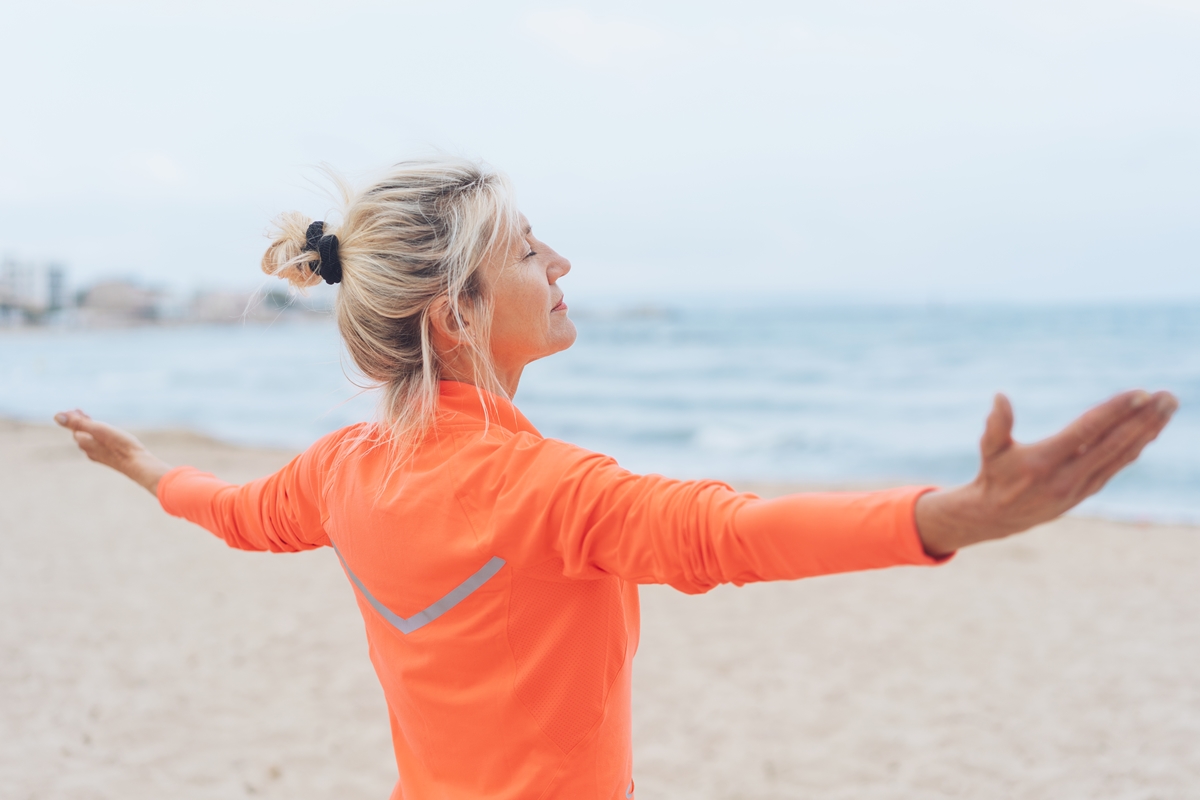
[{"x1": 549, "y1": 319, "x2": 578, "y2": 353}]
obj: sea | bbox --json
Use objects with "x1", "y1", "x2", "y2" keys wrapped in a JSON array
[{"x1": 2, "y1": 303, "x2": 1197, "y2": 524}]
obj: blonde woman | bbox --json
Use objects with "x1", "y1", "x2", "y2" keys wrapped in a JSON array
[{"x1": 56, "y1": 158, "x2": 1176, "y2": 800}]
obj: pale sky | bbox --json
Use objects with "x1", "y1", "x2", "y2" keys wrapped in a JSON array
[{"x1": 2, "y1": 0, "x2": 1198, "y2": 302}]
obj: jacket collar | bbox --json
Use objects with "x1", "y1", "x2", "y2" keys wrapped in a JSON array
[{"x1": 436, "y1": 380, "x2": 541, "y2": 437}]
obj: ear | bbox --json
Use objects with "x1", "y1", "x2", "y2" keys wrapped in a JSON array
[{"x1": 427, "y1": 296, "x2": 471, "y2": 349}]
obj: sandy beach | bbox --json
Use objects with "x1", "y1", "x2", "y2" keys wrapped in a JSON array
[{"x1": 2, "y1": 419, "x2": 1198, "y2": 799}]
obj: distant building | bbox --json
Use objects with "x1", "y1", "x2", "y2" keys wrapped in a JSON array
[
  {"x1": 190, "y1": 288, "x2": 298, "y2": 323},
  {"x1": 78, "y1": 280, "x2": 166, "y2": 325},
  {"x1": 190, "y1": 289, "x2": 252, "y2": 323},
  {"x1": 0, "y1": 257, "x2": 67, "y2": 322},
  {"x1": 188, "y1": 287, "x2": 332, "y2": 323},
  {"x1": 0, "y1": 262, "x2": 334, "y2": 327}
]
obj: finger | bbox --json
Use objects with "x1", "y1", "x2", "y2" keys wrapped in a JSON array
[
  {"x1": 56, "y1": 411, "x2": 130, "y2": 450},
  {"x1": 1041, "y1": 390, "x2": 1151, "y2": 462},
  {"x1": 55, "y1": 410, "x2": 99, "y2": 433},
  {"x1": 1082, "y1": 392, "x2": 1175, "y2": 478},
  {"x1": 1079, "y1": 436, "x2": 1152, "y2": 500},
  {"x1": 1069, "y1": 392, "x2": 1176, "y2": 498},
  {"x1": 74, "y1": 430, "x2": 125, "y2": 467},
  {"x1": 1078, "y1": 425, "x2": 1162, "y2": 500},
  {"x1": 980, "y1": 393, "x2": 1014, "y2": 458},
  {"x1": 72, "y1": 430, "x2": 102, "y2": 460}
]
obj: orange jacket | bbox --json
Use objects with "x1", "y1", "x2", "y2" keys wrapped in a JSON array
[{"x1": 158, "y1": 380, "x2": 945, "y2": 799}]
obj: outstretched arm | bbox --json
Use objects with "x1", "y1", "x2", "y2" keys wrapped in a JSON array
[
  {"x1": 55, "y1": 408, "x2": 337, "y2": 552},
  {"x1": 915, "y1": 390, "x2": 1178, "y2": 556},
  {"x1": 55, "y1": 409, "x2": 173, "y2": 494}
]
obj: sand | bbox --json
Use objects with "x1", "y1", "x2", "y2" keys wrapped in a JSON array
[{"x1": 2, "y1": 419, "x2": 1198, "y2": 799}]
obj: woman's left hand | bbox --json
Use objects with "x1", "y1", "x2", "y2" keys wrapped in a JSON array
[
  {"x1": 915, "y1": 390, "x2": 1178, "y2": 556},
  {"x1": 55, "y1": 410, "x2": 173, "y2": 495}
]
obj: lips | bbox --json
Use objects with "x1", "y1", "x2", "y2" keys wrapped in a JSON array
[{"x1": 551, "y1": 296, "x2": 567, "y2": 312}]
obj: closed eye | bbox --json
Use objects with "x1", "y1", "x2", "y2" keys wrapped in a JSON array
[{"x1": 523, "y1": 249, "x2": 537, "y2": 260}]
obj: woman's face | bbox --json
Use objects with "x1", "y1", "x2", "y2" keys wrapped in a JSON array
[{"x1": 482, "y1": 216, "x2": 576, "y2": 384}]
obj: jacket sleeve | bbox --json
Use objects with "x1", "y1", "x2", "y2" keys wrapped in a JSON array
[
  {"x1": 155, "y1": 430, "x2": 345, "y2": 553},
  {"x1": 524, "y1": 439, "x2": 949, "y2": 593}
]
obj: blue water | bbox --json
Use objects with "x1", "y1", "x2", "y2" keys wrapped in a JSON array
[{"x1": 2, "y1": 304, "x2": 1197, "y2": 523}]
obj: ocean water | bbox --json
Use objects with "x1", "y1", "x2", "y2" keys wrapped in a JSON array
[{"x1": 2, "y1": 304, "x2": 1197, "y2": 523}]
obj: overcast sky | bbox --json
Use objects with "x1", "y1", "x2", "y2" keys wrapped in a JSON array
[{"x1": 2, "y1": 0, "x2": 1198, "y2": 303}]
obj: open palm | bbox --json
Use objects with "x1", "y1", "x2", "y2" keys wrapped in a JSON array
[{"x1": 917, "y1": 390, "x2": 1178, "y2": 554}]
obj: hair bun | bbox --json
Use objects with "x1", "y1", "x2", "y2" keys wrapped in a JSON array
[{"x1": 261, "y1": 212, "x2": 325, "y2": 289}]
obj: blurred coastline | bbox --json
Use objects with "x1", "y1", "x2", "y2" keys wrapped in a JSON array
[{"x1": 0, "y1": 257, "x2": 332, "y2": 328}]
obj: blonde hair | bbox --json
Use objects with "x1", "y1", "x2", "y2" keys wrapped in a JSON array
[{"x1": 261, "y1": 157, "x2": 521, "y2": 449}]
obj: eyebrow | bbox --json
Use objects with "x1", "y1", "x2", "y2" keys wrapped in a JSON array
[{"x1": 522, "y1": 223, "x2": 532, "y2": 235}]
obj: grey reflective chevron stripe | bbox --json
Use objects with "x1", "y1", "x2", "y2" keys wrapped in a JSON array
[{"x1": 333, "y1": 546, "x2": 506, "y2": 635}]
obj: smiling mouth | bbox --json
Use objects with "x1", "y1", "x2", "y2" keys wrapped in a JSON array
[{"x1": 551, "y1": 297, "x2": 567, "y2": 312}]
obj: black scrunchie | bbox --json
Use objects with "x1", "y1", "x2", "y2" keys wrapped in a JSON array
[{"x1": 303, "y1": 221, "x2": 343, "y2": 285}]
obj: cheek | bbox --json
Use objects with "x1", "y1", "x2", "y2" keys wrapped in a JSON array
[{"x1": 489, "y1": 275, "x2": 549, "y2": 346}]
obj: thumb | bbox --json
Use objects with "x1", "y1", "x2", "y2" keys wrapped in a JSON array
[{"x1": 981, "y1": 393, "x2": 1015, "y2": 459}]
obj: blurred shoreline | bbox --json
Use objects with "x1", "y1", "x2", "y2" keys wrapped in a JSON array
[
  {"x1": 4, "y1": 256, "x2": 1198, "y2": 331},
  {"x1": 11, "y1": 416, "x2": 1193, "y2": 529},
  {"x1": 4, "y1": 303, "x2": 1196, "y2": 525}
]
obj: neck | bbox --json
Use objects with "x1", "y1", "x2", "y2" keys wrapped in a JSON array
[{"x1": 439, "y1": 355, "x2": 523, "y2": 399}]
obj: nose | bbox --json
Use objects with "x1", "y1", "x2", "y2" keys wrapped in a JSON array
[{"x1": 549, "y1": 252, "x2": 571, "y2": 281}]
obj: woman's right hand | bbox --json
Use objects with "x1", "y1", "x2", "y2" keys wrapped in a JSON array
[{"x1": 55, "y1": 410, "x2": 173, "y2": 495}]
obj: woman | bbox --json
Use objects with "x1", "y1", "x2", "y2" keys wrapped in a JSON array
[{"x1": 56, "y1": 158, "x2": 1176, "y2": 799}]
